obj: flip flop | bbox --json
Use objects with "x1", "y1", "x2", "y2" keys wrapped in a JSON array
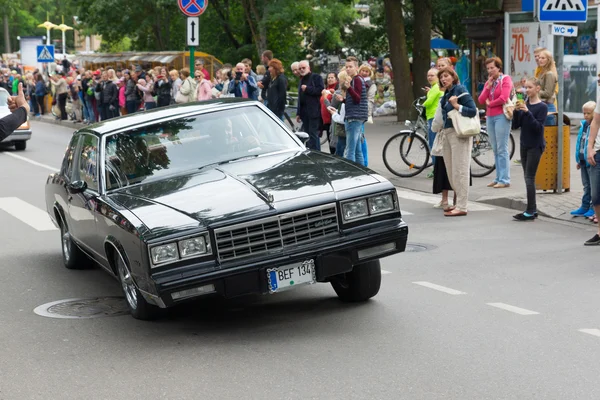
[{"x1": 444, "y1": 210, "x2": 467, "y2": 217}]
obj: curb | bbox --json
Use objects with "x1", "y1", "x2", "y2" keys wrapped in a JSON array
[{"x1": 33, "y1": 116, "x2": 85, "y2": 129}]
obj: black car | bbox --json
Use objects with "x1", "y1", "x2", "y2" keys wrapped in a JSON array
[{"x1": 45, "y1": 99, "x2": 408, "y2": 320}]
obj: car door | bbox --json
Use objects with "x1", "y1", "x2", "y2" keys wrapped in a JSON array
[{"x1": 67, "y1": 133, "x2": 103, "y2": 258}]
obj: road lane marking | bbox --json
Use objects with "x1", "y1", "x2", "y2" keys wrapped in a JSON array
[
  {"x1": 412, "y1": 281, "x2": 466, "y2": 295},
  {"x1": 579, "y1": 329, "x2": 600, "y2": 338},
  {"x1": 486, "y1": 303, "x2": 539, "y2": 315},
  {"x1": 381, "y1": 270, "x2": 392, "y2": 275},
  {"x1": 0, "y1": 197, "x2": 57, "y2": 231},
  {"x1": 401, "y1": 210, "x2": 413, "y2": 215},
  {"x1": 396, "y1": 189, "x2": 494, "y2": 211},
  {"x1": 1, "y1": 152, "x2": 59, "y2": 172}
]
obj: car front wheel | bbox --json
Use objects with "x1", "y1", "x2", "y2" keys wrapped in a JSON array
[
  {"x1": 330, "y1": 260, "x2": 382, "y2": 302},
  {"x1": 60, "y1": 220, "x2": 85, "y2": 269},
  {"x1": 115, "y1": 253, "x2": 161, "y2": 320}
]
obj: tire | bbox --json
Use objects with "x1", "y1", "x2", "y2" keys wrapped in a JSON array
[
  {"x1": 284, "y1": 111, "x2": 298, "y2": 132},
  {"x1": 14, "y1": 141, "x2": 26, "y2": 151},
  {"x1": 382, "y1": 131, "x2": 430, "y2": 178},
  {"x1": 331, "y1": 260, "x2": 381, "y2": 302},
  {"x1": 115, "y1": 252, "x2": 162, "y2": 320},
  {"x1": 59, "y1": 219, "x2": 85, "y2": 269},
  {"x1": 471, "y1": 132, "x2": 496, "y2": 178},
  {"x1": 509, "y1": 133, "x2": 515, "y2": 160}
]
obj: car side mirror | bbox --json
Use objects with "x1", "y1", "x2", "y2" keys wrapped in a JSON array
[
  {"x1": 67, "y1": 180, "x2": 88, "y2": 194},
  {"x1": 295, "y1": 131, "x2": 310, "y2": 145}
]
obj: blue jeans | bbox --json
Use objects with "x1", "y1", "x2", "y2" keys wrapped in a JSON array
[
  {"x1": 546, "y1": 102, "x2": 557, "y2": 126},
  {"x1": 85, "y1": 97, "x2": 96, "y2": 122},
  {"x1": 336, "y1": 136, "x2": 346, "y2": 156},
  {"x1": 580, "y1": 161, "x2": 593, "y2": 210},
  {"x1": 79, "y1": 92, "x2": 89, "y2": 121},
  {"x1": 591, "y1": 152, "x2": 600, "y2": 206},
  {"x1": 487, "y1": 114, "x2": 511, "y2": 184},
  {"x1": 427, "y1": 119, "x2": 436, "y2": 164},
  {"x1": 344, "y1": 120, "x2": 364, "y2": 165},
  {"x1": 361, "y1": 124, "x2": 368, "y2": 167}
]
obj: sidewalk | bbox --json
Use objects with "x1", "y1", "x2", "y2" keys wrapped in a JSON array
[{"x1": 367, "y1": 115, "x2": 595, "y2": 226}]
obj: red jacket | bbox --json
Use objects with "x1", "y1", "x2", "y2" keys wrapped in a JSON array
[{"x1": 320, "y1": 84, "x2": 337, "y2": 124}]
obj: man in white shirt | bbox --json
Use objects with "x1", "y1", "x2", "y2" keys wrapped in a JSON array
[{"x1": 585, "y1": 96, "x2": 600, "y2": 245}]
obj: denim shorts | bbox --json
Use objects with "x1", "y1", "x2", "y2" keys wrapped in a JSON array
[{"x1": 592, "y1": 152, "x2": 600, "y2": 206}]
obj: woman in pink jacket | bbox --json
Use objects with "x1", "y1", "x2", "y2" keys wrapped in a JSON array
[
  {"x1": 117, "y1": 78, "x2": 127, "y2": 115},
  {"x1": 195, "y1": 71, "x2": 213, "y2": 101},
  {"x1": 478, "y1": 57, "x2": 512, "y2": 188}
]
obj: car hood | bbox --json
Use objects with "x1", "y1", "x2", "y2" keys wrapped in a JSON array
[{"x1": 110, "y1": 150, "x2": 380, "y2": 233}]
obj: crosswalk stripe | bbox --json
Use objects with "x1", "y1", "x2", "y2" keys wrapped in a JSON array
[
  {"x1": 1, "y1": 152, "x2": 59, "y2": 172},
  {"x1": 0, "y1": 197, "x2": 57, "y2": 231}
]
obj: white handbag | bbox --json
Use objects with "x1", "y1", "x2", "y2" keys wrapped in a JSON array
[
  {"x1": 447, "y1": 93, "x2": 480, "y2": 138},
  {"x1": 431, "y1": 100, "x2": 444, "y2": 133},
  {"x1": 430, "y1": 131, "x2": 444, "y2": 157}
]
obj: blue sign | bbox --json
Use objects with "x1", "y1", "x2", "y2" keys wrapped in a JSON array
[
  {"x1": 522, "y1": 0, "x2": 534, "y2": 12},
  {"x1": 539, "y1": 0, "x2": 587, "y2": 22},
  {"x1": 36, "y1": 45, "x2": 55, "y2": 63}
]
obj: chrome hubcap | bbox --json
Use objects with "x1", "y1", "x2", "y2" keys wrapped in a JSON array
[
  {"x1": 61, "y1": 228, "x2": 70, "y2": 263},
  {"x1": 118, "y1": 257, "x2": 137, "y2": 310}
]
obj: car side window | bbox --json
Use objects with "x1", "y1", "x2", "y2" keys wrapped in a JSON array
[
  {"x1": 61, "y1": 134, "x2": 80, "y2": 180},
  {"x1": 72, "y1": 134, "x2": 99, "y2": 192}
]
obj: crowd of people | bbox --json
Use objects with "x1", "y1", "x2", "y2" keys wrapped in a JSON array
[{"x1": 2, "y1": 51, "x2": 383, "y2": 169}]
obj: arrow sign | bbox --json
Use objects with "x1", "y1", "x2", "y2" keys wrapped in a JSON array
[
  {"x1": 551, "y1": 23, "x2": 578, "y2": 37},
  {"x1": 187, "y1": 17, "x2": 199, "y2": 46}
]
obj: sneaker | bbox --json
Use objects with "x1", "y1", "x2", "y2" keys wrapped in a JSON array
[
  {"x1": 584, "y1": 209, "x2": 595, "y2": 218},
  {"x1": 426, "y1": 172, "x2": 434, "y2": 179},
  {"x1": 571, "y1": 207, "x2": 589, "y2": 217},
  {"x1": 513, "y1": 212, "x2": 535, "y2": 221},
  {"x1": 584, "y1": 234, "x2": 600, "y2": 246},
  {"x1": 514, "y1": 159, "x2": 522, "y2": 164}
]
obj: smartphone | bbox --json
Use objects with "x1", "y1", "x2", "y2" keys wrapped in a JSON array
[{"x1": 516, "y1": 92, "x2": 524, "y2": 101}]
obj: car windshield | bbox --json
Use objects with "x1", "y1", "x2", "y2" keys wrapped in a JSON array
[{"x1": 104, "y1": 106, "x2": 301, "y2": 190}]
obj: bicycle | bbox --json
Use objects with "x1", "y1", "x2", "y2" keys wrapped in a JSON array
[
  {"x1": 382, "y1": 96, "x2": 431, "y2": 177},
  {"x1": 470, "y1": 110, "x2": 516, "y2": 178},
  {"x1": 382, "y1": 98, "x2": 516, "y2": 178}
]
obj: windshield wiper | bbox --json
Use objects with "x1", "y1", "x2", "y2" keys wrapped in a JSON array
[{"x1": 217, "y1": 154, "x2": 260, "y2": 165}]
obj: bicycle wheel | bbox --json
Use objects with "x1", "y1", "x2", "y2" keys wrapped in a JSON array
[
  {"x1": 283, "y1": 112, "x2": 298, "y2": 132},
  {"x1": 509, "y1": 132, "x2": 515, "y2": 160},
  {"x1": 471, "y1": 131, "x2": 496, "y2": 178},
  {"x1": 382, "y1": 131, "x2": 430, "y2": 178}
]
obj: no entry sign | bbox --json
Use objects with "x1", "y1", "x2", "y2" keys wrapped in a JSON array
[{"x1": 178, "y1": 0, "x2": 208, "y2": 17}]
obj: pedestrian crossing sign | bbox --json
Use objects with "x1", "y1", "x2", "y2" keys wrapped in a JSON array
[
  {"x1": 538, "y1": 0, "x2": 587, "y2": 22},
  {"x1": 36, "y1": 45, "x2": 55, "y2": 63}
]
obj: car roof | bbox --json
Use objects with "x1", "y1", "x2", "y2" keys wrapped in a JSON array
[{"x1": 82, "y1": 98, "x2": 255, "y2": 136}]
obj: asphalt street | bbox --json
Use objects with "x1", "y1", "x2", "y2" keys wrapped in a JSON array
[{"x1": 0, "y1": 120, "x2": 599, "y2": 400}]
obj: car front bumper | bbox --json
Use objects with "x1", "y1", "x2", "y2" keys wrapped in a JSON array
[
  {"x1": 1, "y1": 129, "x2": 32, "y2": 143},
  {"x1": 145, "y1": 219, "x2": 408, "y2": 308}
]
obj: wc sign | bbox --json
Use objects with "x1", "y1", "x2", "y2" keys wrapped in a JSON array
[{"x1": 552, "y1": 23, "x2": 578, "y2": 36}]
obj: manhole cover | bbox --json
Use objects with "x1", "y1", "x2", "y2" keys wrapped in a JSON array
[
  {"x1": 405, "y1": 243, "x2": 429, "y2": 252},
  {"x1": 33, "y1": 297, "x2": 129, "y2": 319}
]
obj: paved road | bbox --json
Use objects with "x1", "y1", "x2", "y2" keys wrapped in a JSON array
[{"x1": 0, "y1": 120, "x2": 599, "y2": 399}]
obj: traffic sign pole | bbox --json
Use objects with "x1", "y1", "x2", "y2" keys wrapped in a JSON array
[
  {"x1": 555, "y1": 35, "x2": 565, "y2": 193},
  {"x1": 190, "y1": 47, "x2": 195, "y2": 78}
]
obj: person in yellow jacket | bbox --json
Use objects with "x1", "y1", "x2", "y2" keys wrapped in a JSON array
[
  {"x1": 534, "y1": 47, "x2": 559, "y2": 108},
  {"x1": 422, "y1": 68, "x2": 443, "y2": 177}
]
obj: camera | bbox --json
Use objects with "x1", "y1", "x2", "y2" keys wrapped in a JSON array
[{"x1": 235, "y1": 71, "x2": 243, "y2": 80}]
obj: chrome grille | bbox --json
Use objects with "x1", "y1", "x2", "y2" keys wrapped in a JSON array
[{"x1": 215, "y1": 204, "x2": 339, "y2": 262}]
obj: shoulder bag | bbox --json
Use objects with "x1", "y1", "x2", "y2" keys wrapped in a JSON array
[{"x1": 447, "y1": 93, "x2": 480, "y2": 138}]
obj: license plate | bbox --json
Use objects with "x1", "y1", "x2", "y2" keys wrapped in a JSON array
[{"x1": 267, "y1": 259, "x2": 315, "y2": 293}]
